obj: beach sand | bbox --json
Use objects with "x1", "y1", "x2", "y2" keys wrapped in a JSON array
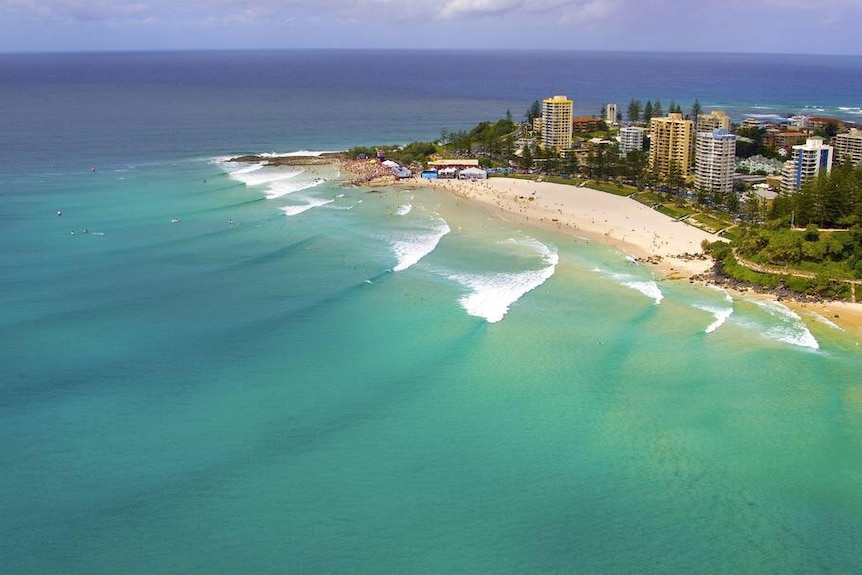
[{"x1": 417, "y1": 177, "x2": 717, "y2": 277}]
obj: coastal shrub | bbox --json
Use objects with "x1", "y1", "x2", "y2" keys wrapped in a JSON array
[
  {"x1": 719, "y1": 250, "x2": 781, "y2": 288},
  {"x1": 703, "y1": 240, "x2": 731, "y2": 259},
  {"x1": 808, "y1": 274, "x2": 852, "y2": 299}
]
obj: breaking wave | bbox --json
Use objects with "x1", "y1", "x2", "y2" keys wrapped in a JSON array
[
  {"x1": 391, "y1": 218, "x2": 451, "y2": 272},
  {"x1": 694, "y1": 304, "x2": 734, "y2": 334},
  {"x1": 752, "y1": 300, "x2": 819, "y2": 350},
  {"x1": 449, "y1": 242, "x2": 558, "y2": 323},
  {"x1": 280, "y1": 197, "x2": 335, "y2": 216},
  {"x1": 219, "y1": 157, "x2": 330, "y2": 199}
]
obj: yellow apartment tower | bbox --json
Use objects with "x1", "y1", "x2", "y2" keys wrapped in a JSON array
[
  {"x1": 696, "y1": 110, "x2": 731, "y2": 133},
  {"x1": 649, "y1": 113, "x2": 695, "y2": 179},
  {"x1": 542, "y1": 95, "x2": 573, "y2": 150}
]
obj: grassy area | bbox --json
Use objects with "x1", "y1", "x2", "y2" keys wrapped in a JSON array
[
  {"x1": 690, "y1": 213, "x2": 727, "y2": 233},
  {"x1": 583, "y1": 180, "x2": 636, "y2": 197},
  {"x1": 632, "y1": 191, "x2": 666, "y2": 205},
  {"x1": 508, "y1": 174, "x2": 581, "y2": 187},
  {"x1": 650, "y1": 205, "x2": 683, "y2": 220}
]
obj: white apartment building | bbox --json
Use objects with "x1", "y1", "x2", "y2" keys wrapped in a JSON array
[
  {"x1": 618, "y1": 126, "x2": 645, "y2": 157},
  {"x1": 695, "y1": 129, "x2": 737, "y2": 195},
  {"x1": 781, "y1": 137, "x2": 834, "y2": 193}
]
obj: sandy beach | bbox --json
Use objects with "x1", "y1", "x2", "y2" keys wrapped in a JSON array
[{"x1": 418, "y1": 176, "x2": 717, "y2": 277}]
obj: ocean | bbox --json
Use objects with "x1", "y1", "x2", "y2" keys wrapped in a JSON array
[{"x1": 1, "y1": 50, "x2": 861, "y2": 573}]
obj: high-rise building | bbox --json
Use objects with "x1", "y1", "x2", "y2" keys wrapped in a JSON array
[
  {"x1": 618, "y1": 126, "x2": 645, "y2": 157},
  {"x1": 541, "y1": 95, "x2": 573, "y2": 151},
  {"x1": 649, "y1": 113, "x2": 695, "y2": 179},
  {"x1": 696, "y1": 110, "x2": 731, "y2": 133},
  {"x1": 695, "y1": 129, "x2": 737, "y2": 195},
  {"x1": 606, "y1": 103, "x2": 618, "y2": 125},
  {"x1": 781, "y1": 137, "x2": 834, "y2": 193},
  {"x1": 835, "y1": 128, "x2": 862, "y2": 166}
]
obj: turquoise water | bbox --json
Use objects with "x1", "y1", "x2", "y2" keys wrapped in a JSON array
[
  {"x1": 3, "y1": 157, "x2": 861, "y2": 573},
  {"x1": 2, "y1": 51, "x2": 862, "y2": 573}
]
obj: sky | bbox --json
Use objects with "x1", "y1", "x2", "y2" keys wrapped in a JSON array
[{"x1": 1, "y1": 0, "x2": 861, "y2": 55}]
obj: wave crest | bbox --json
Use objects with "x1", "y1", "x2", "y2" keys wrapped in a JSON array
[
  {"x1": 391, "y1": 218, "x2": 451, "y2": 272},
  {"x1": 449, "y1": 242, "x2": 558, "y2": 323}
]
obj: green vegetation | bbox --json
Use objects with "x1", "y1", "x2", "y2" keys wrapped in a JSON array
[
  {"x1": 770, "y1": 161, "x2": 862, "y2": 228},
  {"x1": 704, "y1": 240, "x2": 853, "y2": 299},
  {"x1": 585, "y1": 180, "x2": 636, "y2": 197},
  {"x1": 734, "y1": 126, "x2": 782, "y2": 159}
]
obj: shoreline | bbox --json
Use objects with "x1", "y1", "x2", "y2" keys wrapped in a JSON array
[
  {"x1": 402, "y1": 175, "x2": 862, "y2": 337},
  {"x1": 330, "y1": 160, "x2": 862, "y2": 337},
  {"x1": 412, "y1": 176, "x2": 718, "y2": 277}
]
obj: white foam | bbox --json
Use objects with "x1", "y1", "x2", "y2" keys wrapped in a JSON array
[
  {"x1": 449, "y1": 247, "x2": 558, "y2": 323},
  {"x1": 391, "y1": 219, "x2": 451, "y2": 272},
  {"x1": 694, "y1": 304, "x2": 734, "y2": 334},
  {"x1": 227, "y1": 162, "x2": 266, "y2": 177},
  {"x1": 280, "y1": 197, "x2": 334, "y2": 216},
  {"x1": 810, "y1": 311, "x2": 845, "y2": 331},
  {"x1": 809, "y1": 312, "x2": 844, "y2": 332},
  {"x1": 218, "y1": 157, "x2": 331, "y2": 199},
  {"x1": 752, "y1": 300, "x2": 819, "y2": 350},
  {"x1": 396, "y1": 204, "x2": 413, "y2": 216},
  {"x1": 227, "y1": 163, "x2": 303, "y2": 187},
  {"x1": 264, "y1": 177, "x2": 327, "y2": 200},
  {"x1": 594, "y1": 266, "x2": 664, "y2": 305},
  {"x1": 706, "y1": 284, "x2": 734, "y2": 303},
  {"x1": 622, "y1": 280, "x2": 664, "y2": 305},
  {"x1": 260, "y1": 150, "x2": 340, "y2": 158},
  {"x1": 746, "y1": 113, "x2": 785, "y2": 120}
]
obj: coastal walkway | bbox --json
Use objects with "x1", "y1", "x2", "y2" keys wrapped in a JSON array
[{"x1": 732, "y1": 248, "x2": 862, "y2": 302}]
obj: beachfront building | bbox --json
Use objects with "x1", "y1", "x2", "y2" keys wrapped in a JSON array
[
  {"x1": 572, "y1": 116, "x2": 601, "y2": 133},
  {"x1": 696, "y1": 110, "x2": 731, "y2": 133},
  {"x1": 808, "y1": 117, "x2": 845, "y2": 133},
  {"x1": 695, "y1": 129, "x2": 737, "y2": 195},
  {"x1": 541, "y1": 95, "x2": 573, "y2": 151},
  {"x1": 835, "y1": 128, "x2": 862, "y2": 166},
  {"x1": 741, "y1": 118, "x2": 764, "y2": 130},
  {"x1": 606, "y1": 103, "x2": 618, "y2": 125},
  {"x1": 618, "y1": 126, "x2": 645, "y2": 157},
  {"x1": 762, "y1": 129, "x2": 808, "y2": 152},
  {"x1": 649, "y1": 113, "x2": 695, "y2": 179},
  {"x1": 780, "y1": 137, "x2": 834, "y2": 193}
]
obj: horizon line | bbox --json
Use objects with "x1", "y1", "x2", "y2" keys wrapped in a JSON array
[{"x1": 1, "y1": 47, "x2": 859, "y2": 58}]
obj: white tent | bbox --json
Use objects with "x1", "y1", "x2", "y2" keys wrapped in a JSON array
[
  {"x1": 438, "y1": 167, "x2": 458, "y2": 179},
  {"x1": 458, "y1": 167, "x2": 487, "y2": 180},
  {"x1": 382, "y1": 160, "x2": 400, "y2": 168}
]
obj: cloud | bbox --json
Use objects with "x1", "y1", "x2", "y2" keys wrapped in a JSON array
[
  {"x1": 439, "y1": 0, "x2": 521, "y2": 18},
  {"x1": 3, "y1": 0, "x2": 862, "y2": 52},
  {"x1": 0, "y1": 0, "x2": 627, "y2": 26},
  {"x1": 0, "y1": 0, "x2": 151, "y2": 23}
]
